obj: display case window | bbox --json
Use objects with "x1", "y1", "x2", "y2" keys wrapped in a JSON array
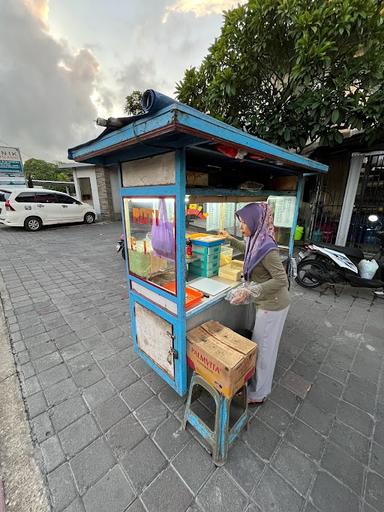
[
  {"x1": 186, "y1": 201, "x2": 255, "y2": 238},
  {"x1": 123, "y1": 197, "x2": 177, "y2": 294},
  {"x1": 185, "y1": 197, "x2": 294, "y2": 255}
]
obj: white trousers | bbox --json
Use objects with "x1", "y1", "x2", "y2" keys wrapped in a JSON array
[{"x1": 248, "y1": 306, "x2": 290, "y2": 401}]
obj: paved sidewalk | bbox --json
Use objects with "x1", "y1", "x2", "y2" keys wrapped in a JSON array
[
  {"x1": 0, "y1": 278, "x2": 50, "y2": 512},
  {"x1": 0, "y1": 222, "x2": 383, "y2": 512}
]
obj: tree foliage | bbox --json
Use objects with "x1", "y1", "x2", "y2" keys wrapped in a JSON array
[
  {"x1": 24, "y1": 159, "x2": 71, "y2": 182},
  {"x1": 176, "y1": 0, "x2": 384, "y2": 151},
  {"x1": 124, "y1": 90, "x2": 144, "y2": 115}
]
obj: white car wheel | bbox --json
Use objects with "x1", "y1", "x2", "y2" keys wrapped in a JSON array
[
  {"x1": 84, "y1": 212, "x2": 95, "y2": 224},
  {"x1": 24, "y1": 217, "x2": 42, "y2": 232}
]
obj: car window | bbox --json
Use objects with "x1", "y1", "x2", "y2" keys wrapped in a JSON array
[
  {"x1": 35, "y1": 192, "x2": 57, "y2": 203},
  {"x1": 55, "y1": 193, "x2": 77, "y2": 204},
  {"x1": 15, "y1": 192, "x2": 36, "y2": 203},
  {"x1": 0, "y1": 190, "x2": 11, "y2": 201}
]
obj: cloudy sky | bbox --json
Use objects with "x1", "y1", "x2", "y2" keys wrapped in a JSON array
[{"x1": 0, "y1": 0, "x2": 244, "y2": 162}]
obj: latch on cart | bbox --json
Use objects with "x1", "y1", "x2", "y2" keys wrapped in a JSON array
[
  {"x1": 166, "y1": 330, "x2": 178, "y2": 364},
  {"x1": 167, "y1": 348, "x2": 178, "y2": 364}
]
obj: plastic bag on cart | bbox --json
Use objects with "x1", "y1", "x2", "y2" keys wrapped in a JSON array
[
  {"x1": 358, "y1": 259, "x2": 379, "y2": 280},
  {"x1": 225, "y1": 282, "x2": 262, "y2": 305},
  {"x1": 151, "y1": 199, "x2": 175, "y2": 262}
]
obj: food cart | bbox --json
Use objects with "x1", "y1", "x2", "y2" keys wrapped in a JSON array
[{"x1": 68, "y1": 90, "x2": 328, "y2": 397}]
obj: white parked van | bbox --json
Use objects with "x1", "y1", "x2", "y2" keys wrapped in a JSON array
[{"x1": 0, "y1": 188, "x2": 96, "y2": 231}]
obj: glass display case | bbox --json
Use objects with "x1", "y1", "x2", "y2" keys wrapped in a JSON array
[
  {"x1": 122, "y1": 197, "x2": 177, "y2": 293},
  {"x1": 124, "y1": 197, "x2": 290, "y2": 290},
  {"x1": 185, "y1": 197, "x2": 294, "y2": 277}
]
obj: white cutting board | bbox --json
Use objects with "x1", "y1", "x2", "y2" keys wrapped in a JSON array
[{"x1": 188, "y1": 277, "x2": 231, "y2": 296}]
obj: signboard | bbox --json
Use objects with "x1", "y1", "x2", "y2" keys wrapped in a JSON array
[{"x1": 0, "y1": 146, "x2": 23, "y2": 175}]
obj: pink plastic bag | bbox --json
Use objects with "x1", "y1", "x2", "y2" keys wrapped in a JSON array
[{"x1": 151, "y1": 199, "x2": 175, "y2": 261}]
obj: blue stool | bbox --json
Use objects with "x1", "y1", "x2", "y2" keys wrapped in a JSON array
[{"x1": 182, "y1": 372, "x2": 248, "y2": 465}]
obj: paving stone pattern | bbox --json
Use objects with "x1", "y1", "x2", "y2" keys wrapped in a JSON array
[{"x1": 0, "y1": 222, "x2": 384, "y2": 512}]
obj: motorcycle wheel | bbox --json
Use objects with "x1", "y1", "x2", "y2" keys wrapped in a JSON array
[{"x1": 295, "y1": 259, "x2": 326, "y2": 288}]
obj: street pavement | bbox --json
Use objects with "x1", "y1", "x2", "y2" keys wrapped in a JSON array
[{"x1": 0, "y1": 221, "x2": 383, "y2": 512}]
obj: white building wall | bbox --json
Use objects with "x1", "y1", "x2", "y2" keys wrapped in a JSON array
[{"x1": 73, "y1": 168, "x2": 101, "y2": 216}]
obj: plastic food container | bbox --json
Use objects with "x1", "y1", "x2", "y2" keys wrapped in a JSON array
[
  {"x1": 218, "y1": 260, "x2": 243, "y2": 281},
  {"x1": 187, "y1": 233, "x2": 209, "y2": 239},
  {"x1": 192, "y1": 244, "x2": 221, "y2": 257},
  {"x1": 220, "y1": 245, "x2": 234, "y2": 266},
  {"x1": 191, "y1": 236, "x2": 226, "y2": 247},
  {"x1": 163, "y1": 282, "x2": 204, "y2": 309}
]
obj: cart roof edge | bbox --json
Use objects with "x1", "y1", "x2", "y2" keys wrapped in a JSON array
[{"x1": 67, "y1": 101, "x2": 328, "y2": 175}]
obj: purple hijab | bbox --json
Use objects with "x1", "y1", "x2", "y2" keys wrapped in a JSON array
[{"x1": 236, "y1": 203, "x2": 277, "y2": 280}]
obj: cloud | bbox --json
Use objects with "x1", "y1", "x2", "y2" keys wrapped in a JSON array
[
  {"x1": 0, "y1": 0, "x2": 108, "y2": 161},
  {"x1": 0, "y1": 0, "x2": 242, "y2": 161},
  {"x1": 117, "y1": 59, "x2": 169, "y2": 98},
  {"x1": 127, "y1": 7, "x2": 224, "y2": 98},
  {"x1": 24, "y1": 0, "x2": 49, "y2": 23},
  {"x1": 163, "y1": 0, "x2": 246, "y2": 22}
]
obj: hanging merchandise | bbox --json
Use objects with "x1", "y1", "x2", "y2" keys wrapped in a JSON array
[
  {"x1": 268, "y1": 196, "x2": 296, "y2": 228},
  {"x1": 223, "y1": 203, "x2": 236, "y2": 229},
  {"x1": 151, "y1": 198, "x2": 175, "y2": 261},
  {"x1": 294, "y1": 225, "x2": 304, "y2": 241},
  {"x1": 132, "y1": 207, "x2": 154, "y2": 224},
  {"x1": 206, "y1": 203, "x2": 221, "y2": 231}
]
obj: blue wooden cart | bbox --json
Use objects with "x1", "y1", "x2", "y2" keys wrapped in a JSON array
[{"x1": 68, "y1": 92, "x2": 328, "y2": 399}]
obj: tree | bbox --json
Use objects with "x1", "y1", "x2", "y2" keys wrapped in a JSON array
[
  {"x1": 24, "y1": 159, "x2": 71, "y2": 182},
  {"x1": 124, "y1": 90, "x2": 144, "y2": 115},
  {"x1": 176, "y1": 0, "x2": 384, "y2": 152}
]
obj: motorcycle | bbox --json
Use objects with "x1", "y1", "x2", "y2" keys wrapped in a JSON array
[
  {"x1": 116, "y1": 234, "x2": 125, "y2": 260},
  {"x1": 295, "y1": 231, "x2": 384, "y2": 293}
]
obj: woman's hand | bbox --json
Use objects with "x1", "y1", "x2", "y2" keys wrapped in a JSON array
[
  {"x1": 227, "y1": 287, "x2": 252, "y2": 305},
  {"x1": 225, "y1": 282, "x2": 263, "y2": 305},
  {"x1": 218, "y1": 230, "x2": 230, "y2": 239}
]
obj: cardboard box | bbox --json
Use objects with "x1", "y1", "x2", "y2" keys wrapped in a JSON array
[
  {"x1": 186, "y1": 171, "x2": 209, "y2": 187},
  {"x1": 272, "y1": 176, "x2": 297, "y2": 191},
  {"x1": 187, "y1": 321, "x2": 257, "y2": 398}
]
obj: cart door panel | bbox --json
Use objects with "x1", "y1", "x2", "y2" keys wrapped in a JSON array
[{"x1": 134, "y1": 302, "x2": 175, "y2": 379}]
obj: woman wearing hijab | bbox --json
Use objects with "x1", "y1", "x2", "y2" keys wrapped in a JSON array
[{"x1": 220, "y1": 203, "x2": 290, "y2": 405}]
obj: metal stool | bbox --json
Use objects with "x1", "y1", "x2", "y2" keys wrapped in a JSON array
[{"x1": 182, "y1": 372, "x2": 248, "y2": 465}]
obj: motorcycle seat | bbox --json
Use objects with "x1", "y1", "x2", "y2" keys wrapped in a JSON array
[{"x1": 311, "y1": 242, "x2": 364, "y2": 262}]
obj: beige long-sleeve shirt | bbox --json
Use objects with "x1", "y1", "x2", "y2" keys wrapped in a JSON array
[{"x1": 229, "y1": 238, "x2": 290, "y2": 311}]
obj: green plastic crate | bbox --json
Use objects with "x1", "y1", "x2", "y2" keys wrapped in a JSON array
[
  {"x1": 188, "y1": 267, "x2": 219, "y2": 278},
  {"x1": 192, "y1": 244, "x2": 221, "y2": 257},
  {"x1": 191, "y1": 253, "x2": 220, "y2": 270},
  {"x1": 189, "y1": 256, "x2": 220, "y2": 277}
]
